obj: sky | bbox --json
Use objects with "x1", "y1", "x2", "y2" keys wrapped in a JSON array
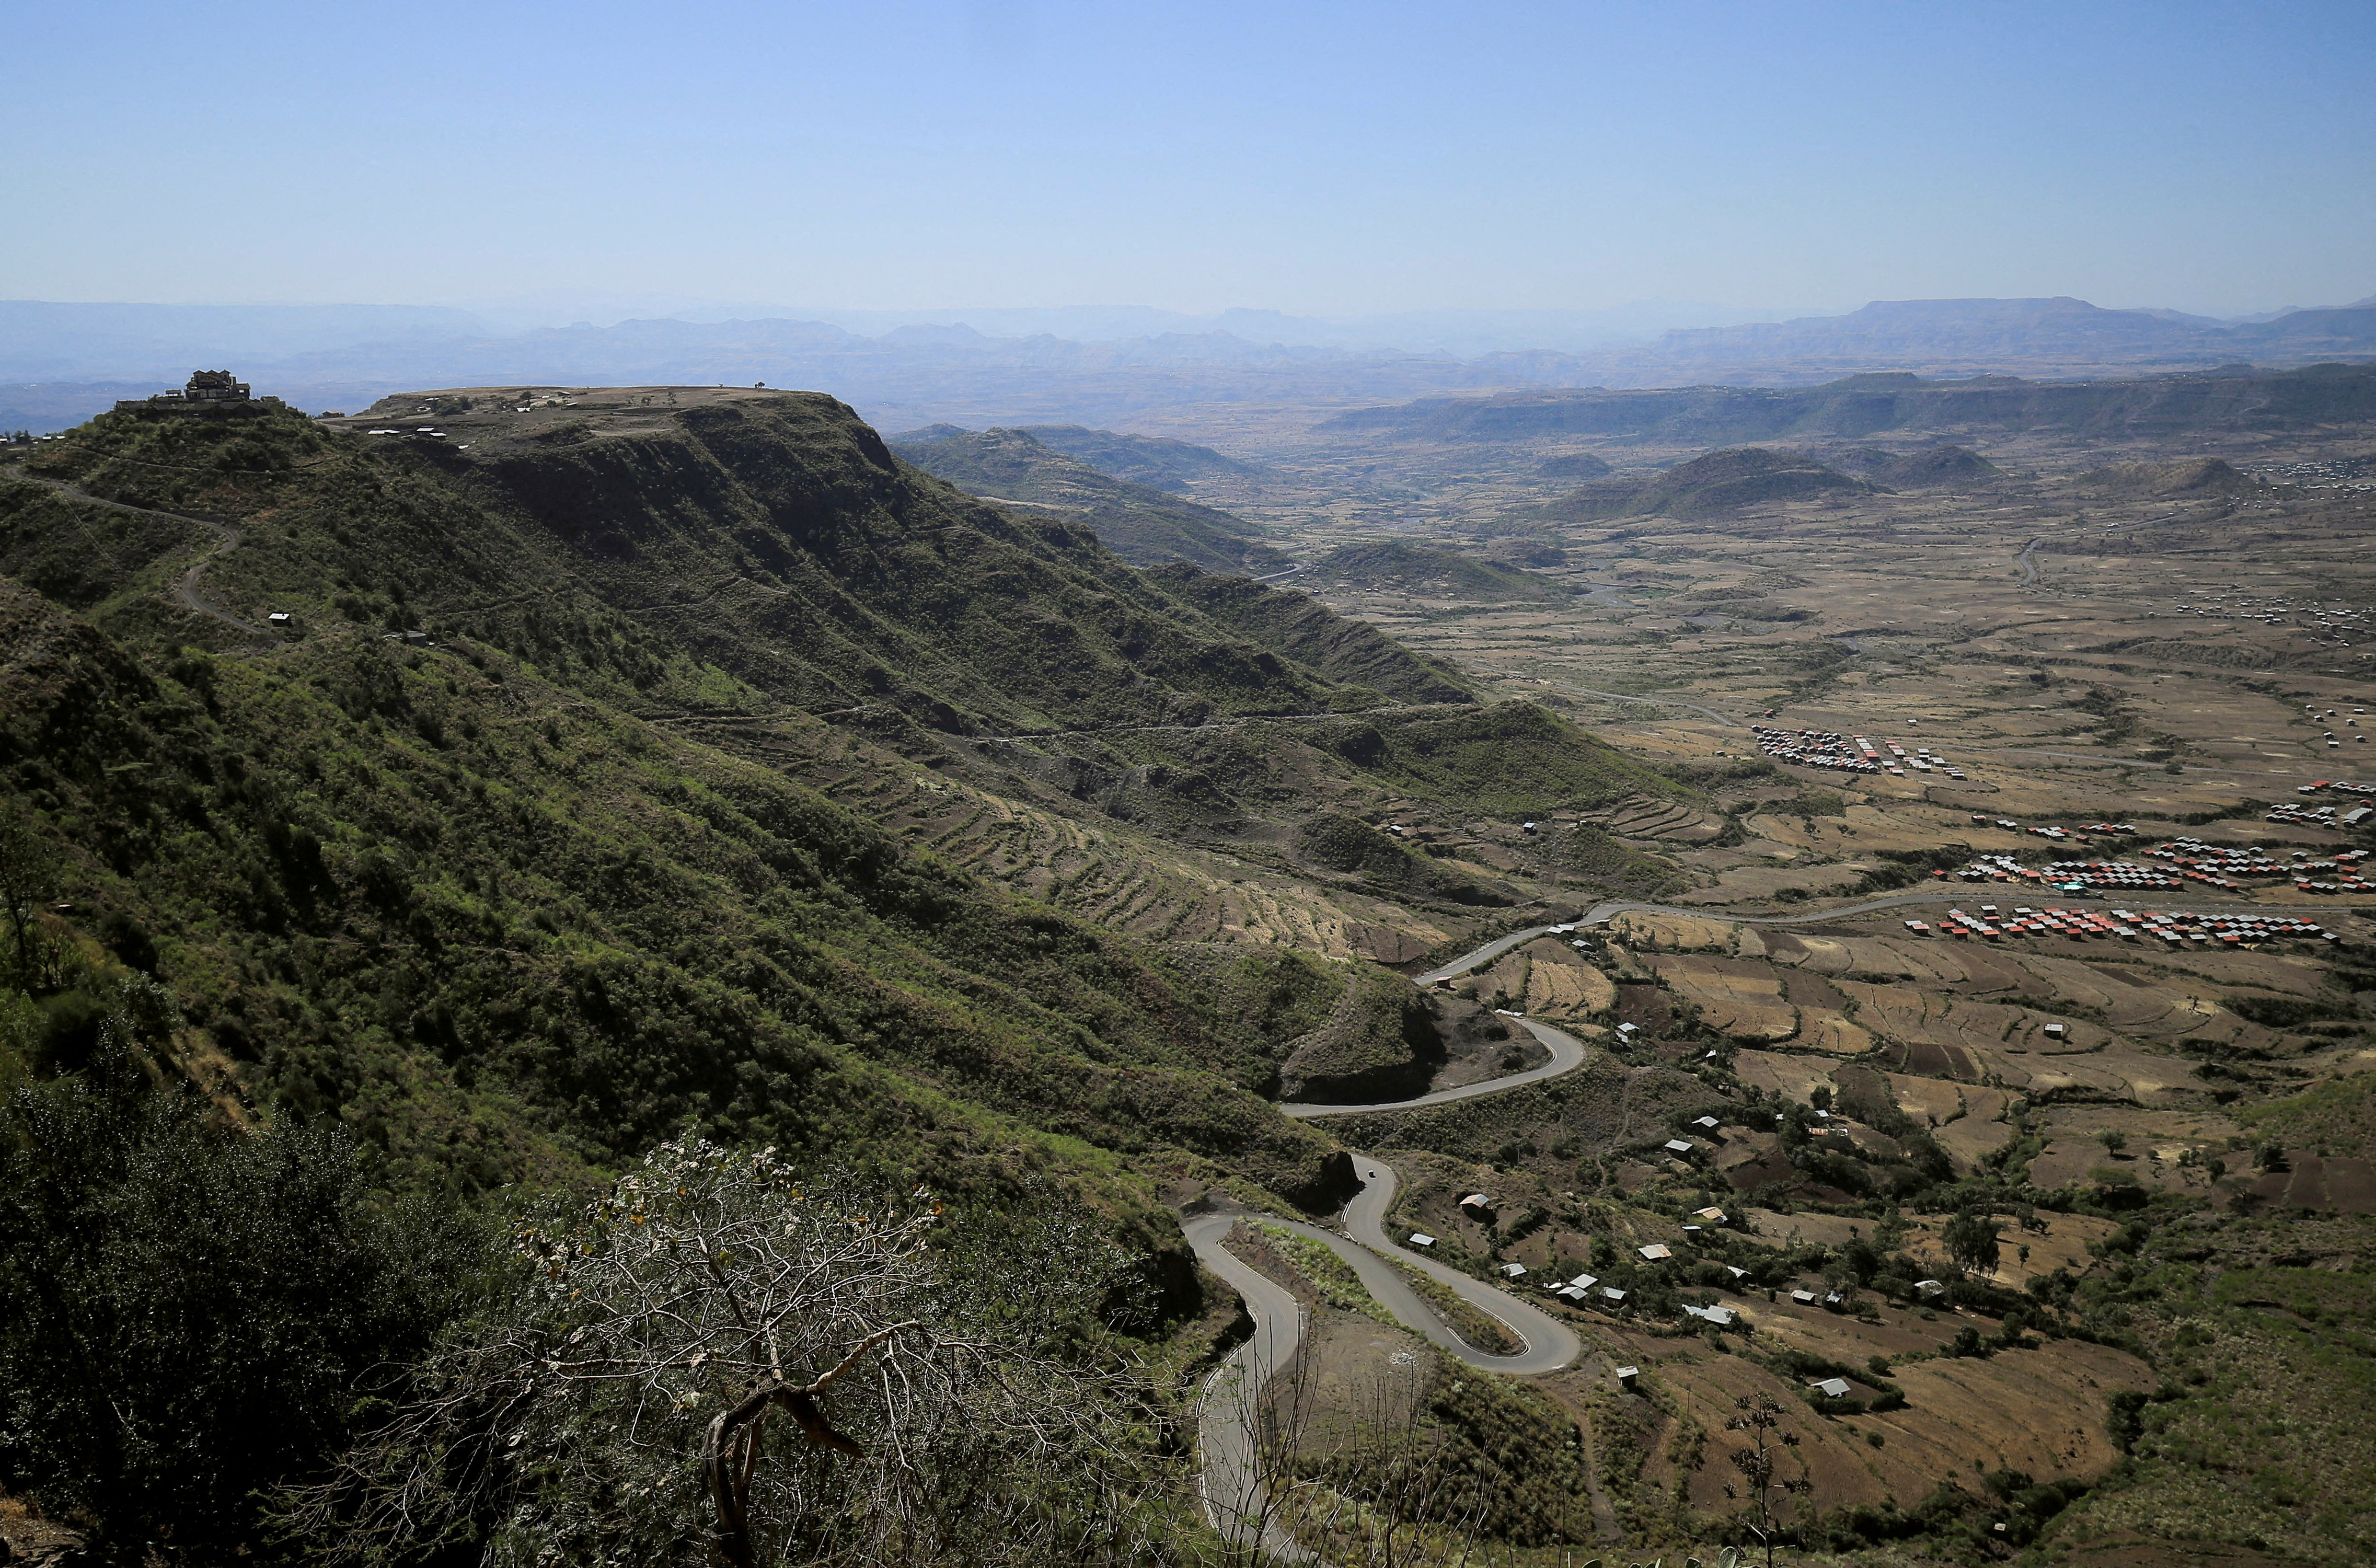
[{"x1": 4, "y1": 0, "x2": 2373, "y2": 320}]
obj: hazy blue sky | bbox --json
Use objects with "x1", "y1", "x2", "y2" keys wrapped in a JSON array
[{"x1": 6, "y1": 0, "x2": 2372, "y2": 318}]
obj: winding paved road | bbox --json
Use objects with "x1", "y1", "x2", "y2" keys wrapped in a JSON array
[
  {"x1": 1183, "y1": 1213, "x2": 1312, "y2": 1563},
  {"x1": 1338, "y1": 1158, "x2": 1581, "y2": 1373},
  {"x1": 1182, "y1": 1157, "x2": 1583, "y2": 1560},
  {"x1": 1279, "y1": 1017, "x2": 1590, "y2": 1117}
]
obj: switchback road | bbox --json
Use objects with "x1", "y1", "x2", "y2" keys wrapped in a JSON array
[
  {"x1": 1183, "y1": 1213, "x2": 1311, "y2": 1563},
  {"x1": 1182, "y1": 1152, "x2": 1582, "y2": 1561},
  {"x1": 1278, "y1": 1017, "x2": 1589, "y2": 1117}
]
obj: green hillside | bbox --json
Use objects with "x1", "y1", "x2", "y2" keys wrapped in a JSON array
[
  {"x1": 888, "y1": 424, "x2": 1287, "y2": 575},
  {"x1": 1096, "y1": 700, "x2": 1681, "y2": 825},
  {"x1": 0, "y1": 389, "x2": 1698, "y2": 1557},
  {"x1": 1140, "y1": 561, "x2": 1471, "y2": 704},
  {"x1": 0, "y1": 570, "x2": 1364, "y2": 1209},
  {"x1": 0, "y1": 390, "x2": 1563, "y2": 1206},
  {"x1": 0, "y1": 389, "x2": 1686, "y2": 1186},
  {"x1": 8, "y1": 395, "x2": 1331, "y2": 740}
]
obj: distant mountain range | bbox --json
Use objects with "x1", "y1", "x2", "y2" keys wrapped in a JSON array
[
  {"x1": 1323, "y1": 363, "x2": 2376, "y2": 445},
  {"x1": 1638, "y1": 295, "x2": 2376, "y2": 375},
  {"x1": 4, "y1": 292, "x2": 2373, "y2": 434}
]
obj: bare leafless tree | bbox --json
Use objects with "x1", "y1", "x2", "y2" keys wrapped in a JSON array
[
  {"x1": 286, "y1": 1137, "x2": 1172, "y2": 1567},
  {"x1": 1286, "y1": 1356, "x2": 1489, "y2": 1568},
  {"x1": 1206, "y1": 1323, "x2": 1330, "y2": 1566},
  {"x1": 1722, "y1": 1392, "x2": 1812, "y2": 1568}
]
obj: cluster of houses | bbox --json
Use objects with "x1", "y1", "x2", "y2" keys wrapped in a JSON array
[
  {"x1": 2271, "y1": 786, "x2": 2375, "y2": 832},
  {"x1": 2301, "y1": 705, "x2": 2368, "y2": 750},
  {"x1": 1948, "y1": 828, "x2": 2370, "y2": 895},
  {"x1": 2143, "y1": 837, "x2": 2372, "y2": 893},
  {"x1": 1752, "y1": 727, "x2": 1882, "y2": 775},
  {"x1": 2170, "y1": 596, "x2": 2372, "y2": 647},
  {"x1": 1416, "y1": 1195, "x2": 1794, "y2": 1330},
  {"x1": 1751, "y1": 727, "x2": 1967, "y2": 780},
  {"x1": 2268, "y1": 800, "x2": 2362, "y2": 829},
  {"x1": 1953, "y1": 853, "x2": 2180, "y2": 892},
  {"x1": 1926, "y1": 904, "x2": 2340, "y2": 947}
]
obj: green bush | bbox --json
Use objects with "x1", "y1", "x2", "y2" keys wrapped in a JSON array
[{"x1": 0, "y1": 1057, "x2": 488, "y2": 1558}]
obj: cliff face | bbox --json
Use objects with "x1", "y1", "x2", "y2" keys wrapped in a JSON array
[{"x1": 15, "y1": 390, "x2": 1336, "y2": 739}]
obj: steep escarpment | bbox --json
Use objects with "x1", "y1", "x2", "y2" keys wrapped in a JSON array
[
  {"x1": 1140, "y1": 562, "x2": 1472, "y2": 704},
  {"x1": 9, "y1": 394, "x2": 1676, "y2": 936},
  {"x1": 6, "y1": 397, "x2": 1484, "y2": 1219},
  {"x1": 22, "y1": 394, "x2": 1322, "y2": 739},
  {"x1": 0, "y1": 390, "x2": 1686, "y2": 1230}
]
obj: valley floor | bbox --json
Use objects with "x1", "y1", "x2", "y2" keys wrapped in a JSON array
[{"x1": 1122, "y1": 409, "x2": 2376, "y2": 1566}]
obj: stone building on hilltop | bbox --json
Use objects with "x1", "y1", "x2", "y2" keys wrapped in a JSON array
[{"x1": 116, "y1": 371, "x2": 285, "y2": 414}]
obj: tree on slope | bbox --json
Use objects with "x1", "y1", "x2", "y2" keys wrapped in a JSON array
[
  {"x1": 1723, "y1": 1392, "x2": 1813, "y2": 1568},
  {"x1": 1943, "y1": 1206, "x2": 2002, "y2": 1279},
  {"x1": 291, "y1": 1137, "x2": 1169, "y2": 1568}
]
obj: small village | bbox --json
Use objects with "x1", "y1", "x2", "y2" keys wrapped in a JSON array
[
  {"x1": 1920, "y1": 904, "x2": 2340, "y2": 947},
  {"x1": 1752, "y1": 724, "x2": 1968, "y2": 779},
  {"x1": 2167, "y1": 593, "x2": 2375, "y2": 648}
]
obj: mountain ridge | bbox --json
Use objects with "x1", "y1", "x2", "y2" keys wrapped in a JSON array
[
  {"x1": 1322, "y1": 361, "x2": 2376, "y2": 444},
  {"x1": 1535, "y1": 446, "x2": 1875, "y2": 521},
  {"x1": 885, "y1": 424, "x2": 1286, "y2": 575}
]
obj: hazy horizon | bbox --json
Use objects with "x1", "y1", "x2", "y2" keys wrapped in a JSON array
[{"x1": 5, "y1": 1, "x2": 2372, "y2": 321}]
